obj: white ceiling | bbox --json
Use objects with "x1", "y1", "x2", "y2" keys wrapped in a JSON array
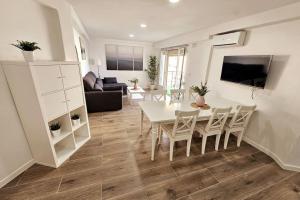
[{"x1": 67, "y1": 0, "x2": 300, "y2": 42}]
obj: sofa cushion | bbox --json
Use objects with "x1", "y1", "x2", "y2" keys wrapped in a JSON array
[
  {"x1": 94, "y1": 83, "x2": 104, "y2": 91},
  {"x1": 83, "y1": 72, "x2": 97, "y2": 91},
  {"x1": 103, "y1": 77, "x2": 117, "y2": 84}
]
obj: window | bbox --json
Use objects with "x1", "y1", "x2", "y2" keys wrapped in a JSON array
[
  {"x1": 160, "y1": 47, "x2": 186, "y2": 90},
  {"x1": 105, "y1": 44, "x2": 143, "y2": 71}
]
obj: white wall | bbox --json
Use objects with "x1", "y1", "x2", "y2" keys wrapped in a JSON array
[
  {"x1": 208, "y1": 21, "x2": 300, "y2": 168},
  {"x1": 0, "y1": 0, "x2": 65, "y2": 61},
  {"x1": 73, "y1": 29, "x2": 90, "y2": 76},
  {"x1": 0, "y1": 0, "x2": 85, "y2": 187},
  {"x1": 155, "y1": 2, "x2": 300, "y2": 170},
  {"x1": 0, "y1": 67, "x2": 33, "y2": 187},
  {"x1": 89, "y1": 38, "x2": 158, "y2": 88}
]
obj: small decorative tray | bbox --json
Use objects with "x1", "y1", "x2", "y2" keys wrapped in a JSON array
[{"x1": 191, "y1": 103, "x2": 211, "y2": 110}]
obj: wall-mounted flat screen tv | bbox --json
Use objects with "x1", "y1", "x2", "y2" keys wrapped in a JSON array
[{"x1": 220, "y1": 55, "x2": 272, "y2": 88}]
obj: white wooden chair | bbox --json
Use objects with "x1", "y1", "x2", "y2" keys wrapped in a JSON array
[
  {"x1": 224, "y1": 105, "x2": 256, "y2": 149},
  {"x1": 151, "y1": 90, "x2": 167, "y2": 102},
  {"x1": 170, "y1": 89, "x2": 186, "y2": 103},
  {"x1": 160, "y1": 110, "x2": 200, "y2": 161},
  {"x1": 195, "y1": 107, "x2": 232, "y2": 154},
  {"x1": 189, "y1": 88, "x2": 198, "y2": 101}
]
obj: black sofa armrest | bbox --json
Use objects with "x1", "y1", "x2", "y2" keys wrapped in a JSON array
[
  {"x1": 103, "y1": 77, "x2": 117, "y2": 84},
  {"x1": 102, "y1": 85, "x2": 123, "y2": 91},
  {"x1": 85, "y1": 91, "x2": 122, "y2": 113}
]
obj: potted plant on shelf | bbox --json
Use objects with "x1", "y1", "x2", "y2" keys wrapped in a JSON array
[
  {"x1": 128, "y1": 78, "x2": 139, "y2": 90},
  {"x1": 71, "y1": 114, "x2": 81, "y2": 126},
  {"x1": 145, "y1": 56, "x2": 158, "y2": 90},
  {"x1": 11, "y1": 40, "x2": 41, "y2": 62},
  {"x1": 191, "y1": 82, "x2": 209, "y2": 107},
  {"x1": 49, "y1": 122, "x2": 61, "y2": 137}
]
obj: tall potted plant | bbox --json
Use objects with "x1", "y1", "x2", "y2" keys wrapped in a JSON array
[
  {"x1": 145, "y1": 56, "x2": 158, "y2": 90},
  {"x1": 191, "y1": 82, "x2": 209, "y2": 107},
  {"x1": 11, "y1": 40, "x2": 41, "y2": 62}
]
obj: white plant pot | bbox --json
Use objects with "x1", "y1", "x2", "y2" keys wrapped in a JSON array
[
  {"x1": 150, "y1": 84, "x2": 156, "y2": 90},
  {"x1": 196, "y1": 95, "x2": 206, "y2": 107},
  {"x1": 72, "y1": 118, "x2": 81, "y2": 126},
  {"x1": 22, "y1": 51, "x2": 34, "y2": 62},
  {"x1": 51, "y1": 129, "x2": 61, "y2": 137}
]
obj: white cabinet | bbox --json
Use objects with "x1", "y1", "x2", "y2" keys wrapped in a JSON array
[
  {"x1": 2, "y1": 61, "x2": 91, "y2": 168},
  {"x1": 43, "y1": 91, "x2": 68, "y2": 121},
  {"x1": 34, "y1": 65, "x2": 63, "y2": 94},
  {"x1": 65, "y1": 86, "x2": 84, "y2": 111},
  {"x1": 61, "y1": 65, "x2": 81, "y2": 89}
]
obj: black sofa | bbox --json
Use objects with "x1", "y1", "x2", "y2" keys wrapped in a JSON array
[{"x1": 83, "y1": 72, "x2": 127, "y2": 113}]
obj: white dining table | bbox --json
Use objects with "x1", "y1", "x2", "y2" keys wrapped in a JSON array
[{"x1": 138, "y1": 95, "x2": 242, "y2": 161}]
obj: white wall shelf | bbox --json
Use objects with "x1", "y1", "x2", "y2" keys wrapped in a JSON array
[
  {"x1": 2, "y1": 61, "x2": 91, "y2": 168},
  {"x1": 52, "y1": 131, "x2": 73, "y2": 145},
  {"x1": 72, "y1": 122, "x2": 87, "y2": 132}
]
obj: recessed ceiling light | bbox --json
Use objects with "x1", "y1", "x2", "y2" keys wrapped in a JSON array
[
  {"x1": 129, "y1": 34, "x2": 135, "y2": 38},
  {"x1": 169, "y1": 0, "x2": 180, "y2": 3},
  {"x1": 140, "y1": 24, "x2": 147, "y2": 28}
]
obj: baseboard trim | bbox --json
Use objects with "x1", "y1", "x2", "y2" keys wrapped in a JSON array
[
  {"x1": 0, "y1": 159, "x2": 35, "y2": 188},
  {"x1": 243, "y1": 136, "x2": 300, "y2": 172}
]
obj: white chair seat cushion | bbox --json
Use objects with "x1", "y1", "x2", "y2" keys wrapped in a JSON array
[
  {"x1": 195, "y1": 121, "x2": 222, "y2": 136},
  {"x1": 161, "y1": 123, "x2": 191, "y2": 139},
  {"x1": 224, "y1": 122, "x2": 244, "y2": 132}
]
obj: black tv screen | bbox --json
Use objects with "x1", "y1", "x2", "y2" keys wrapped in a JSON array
[{"x1": 221, "y1": 55, "x2": 272, "y2": 88}]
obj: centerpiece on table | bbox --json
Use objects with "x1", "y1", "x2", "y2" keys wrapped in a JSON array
[
  {"x1": 129, "y1": 78, "x2": 139, "y2": 90},
  {"x1": 191, "y1": 82, "x2": 209, "y2": 107},
  {"x1": 11, "y1": 40, "x2": 41, "y2": 62}
]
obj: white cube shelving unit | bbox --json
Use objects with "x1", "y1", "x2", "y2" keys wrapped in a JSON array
[{"x1": 1, "y1": 61, "x2": 91, "y2": 168}]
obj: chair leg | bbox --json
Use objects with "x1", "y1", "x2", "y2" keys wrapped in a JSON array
[
  {"x1": 224, "y1": 130, "x2": 230, "y2": 149},
  {"x1": 187, "y1": 138, "x2": 192, "y2": 157},
  {"x1": 158, "y1": 126, "x2": 162, "y2": 144},
  {"x1": 201, "y1": 135, "x2": 207, "y2": 155},
  {"x1": 237, "y1": 130, "x2": 245, "y2": 147},
  {"x1": 215, "y1": 134, "x2": 221, "y2": 151},
  {"x1": 170, "y1": 140, "x2": 175, "y2": 161}
]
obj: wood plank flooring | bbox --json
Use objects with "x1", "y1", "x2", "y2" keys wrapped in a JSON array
[{"x1": 1, "y1": 99, "x2": 299, "y2": 200}]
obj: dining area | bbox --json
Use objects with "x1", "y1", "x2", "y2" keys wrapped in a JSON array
[{"x1": 139, "y1": 88, "x2": 256, "y2": 161}]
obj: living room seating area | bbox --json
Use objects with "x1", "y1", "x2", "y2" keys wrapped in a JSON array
[{"x1": 83, "y1": 71, "x2": 127, "y2": 112}]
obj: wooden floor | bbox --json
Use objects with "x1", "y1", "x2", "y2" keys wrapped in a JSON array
[{"x1": 1, "y1": 100, "x2": 300, "y2": 200}]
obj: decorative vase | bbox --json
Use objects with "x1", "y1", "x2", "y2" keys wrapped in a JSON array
[
  {"x1": 51, "y1": 129, "x2": 61, "y2": 137},
  {"x1": 150, "y1": 84, "x2": 156, "y2": 90},
  {"x1": 72, "y1": 118, "x2": 81, "y2": 126},
  {"x1": 196, "y1": 95, "x2": 205, "y2": 107},
  {"x1": 22, "y1": 51, "x2": 34, "y2": 62},
  {"x1": 133, "y1": 83, "x2": 138, "y2": 90}
]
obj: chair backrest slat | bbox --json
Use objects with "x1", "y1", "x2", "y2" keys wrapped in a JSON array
[
  {"x1": 170, "y1": 89, "x2": 186, "y2": 103},
  {"x1": 229, "y1": 105, "x2": 256, "y2": 128},
  {"x1": 205, "y1": 107, "x2": 232, "y2": 132},
  {"x1": 172, "y1": 110, "x2": 200, "y2": 137},
  {"x1": 151, "y1": 90, "x2": 167, "y2": 102}
]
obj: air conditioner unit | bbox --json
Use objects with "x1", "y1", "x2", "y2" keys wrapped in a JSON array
[{"x1": 212, "y1": 31, "x2": 246, "y2": 47}]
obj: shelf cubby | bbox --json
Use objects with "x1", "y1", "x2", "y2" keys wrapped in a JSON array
[
  {"x1": 48, "y1": 113, "x2": 73, "y2": 144},
  {"x1": 73, "y1": 124, "x2": 89, "y2": 148},
  {"x1": 54, "y1": 134, "x2": 76, "y2": 165},
  {"x1": 70, "y1": 106, "x2": 88, "y2": 131}
]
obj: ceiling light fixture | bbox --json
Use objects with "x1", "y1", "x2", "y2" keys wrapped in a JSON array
[
  {"x1": 169, "y1": 0, "x2": 180, "y2": 3},
  {"x1": 140, "y1": 24, "x2": 147, "y2": 28},
  {"x1": 129, "y1": 34, "x2": 135, "y2": 38}
]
